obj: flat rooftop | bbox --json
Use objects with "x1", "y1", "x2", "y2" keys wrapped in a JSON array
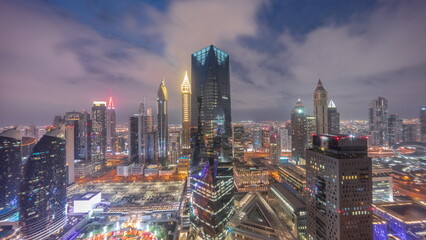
[
  {"x1": 75, "y1": 192, "x2": 100, "y2": 201},
  {"x1": 376, "y1": 202, "x2": 426, "y2": 221}
]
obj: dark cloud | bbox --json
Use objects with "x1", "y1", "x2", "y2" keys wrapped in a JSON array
[{"x1": 0, "y1": 0, "x2": 425, "y2": 126}]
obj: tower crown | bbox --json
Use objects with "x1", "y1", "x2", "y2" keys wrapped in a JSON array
[
  {"x1": 315, "y1": 79, "x2": 326, "y2": 91},
  {"x1": 107, "y1": 96, "x2": 115, "y2": 109},
  {"x1": 181, "y1": 71, "x2": 191, "y2": 93},
  {"x1": 158, "y1": 79, "x2": 168, "y2": 101},
  {"x1": 328, "y1": 99, "x2": 336, "y2": 108}
]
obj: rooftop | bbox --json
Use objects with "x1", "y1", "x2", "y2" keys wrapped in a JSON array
[{"x1": 375, "y1": 202, "x2": 426, "y2": 221}]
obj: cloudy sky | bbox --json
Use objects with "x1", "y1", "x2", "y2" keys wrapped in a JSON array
[{"x1": 1, "y1": 0, "x2": 425, "y2": 126}]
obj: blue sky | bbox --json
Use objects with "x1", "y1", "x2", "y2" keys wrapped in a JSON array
[{"x1": 1, "y1": 0, "x2": 425, "y2": 125}]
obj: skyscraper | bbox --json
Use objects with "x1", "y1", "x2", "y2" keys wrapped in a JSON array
[
  {"x1": 157, "y1": 80, "x2": 168, "y2": 166},
  {"x1": 65, "y1": 125, "x2": 75, "y2": 185},
  {"x1": 420, "y1": 106, "x2": 426, "y2": 142},
  {"x1": 328, "y1": 99, "x2": 340, "y2": 135},
  {"x1": 106, "y1": 96, "x2": 117, "y2": 152},
  {"x1": 388, "y1": 114, "x2": 403, "y2": 146},
  {"x1": 20, "y1": 128, "x2": 67, "y2": 240},
  {"x1": 313, "y1": 79, "x2": 328, "y2": 134},
  {"x1": 269, "y1": 130, "x2": 281, "y2": 165},
  {"x1": 181, "y1": 71, "x2": 191, "y2": 153},
  {"x1": 129, "y1": 114, "x2": 143, "y2": 164},
  {"x1": 306, "y1": 115, "x2": 316, "y2": 148},
  {"x1": 144, "y1": 107, "x2": 156, "y2": 165},
  {"x1": 232, "y1": 125, "x2": 244, "y2": 160},
  {"x1": 369, "y1": 97, "x2": 388, "y2": 146},
  {"x1": 189, "y1": 45, "x2": 234, "y2": 240},
  {"x1": 91, "y1": 101, "x2": 107, "y2": 165},
  {"x1": 0, "y1": 129, "x2": 22, "y2": 220},
  {"x1": 291, "y1": 99, "x2": 307, "y2": 164},
  {"x1": 306, "y1": 135, "x2": 372, "y2": 240}
]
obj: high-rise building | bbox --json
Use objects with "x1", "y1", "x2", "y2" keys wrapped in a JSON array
[
  {"x1": 253, "y1": 129, "x2": 263, "y2": 152},
  {"x1": 189, "y1": 45, "x2": 234, "y2": 239},
  {"x1": 306, "y1": 135, "x2": 372, "y2": 240},
  {"x1": 269, "y1": 130, "x2": 281, "y2": 165},
  {"x1": 232, "y1": 125, "x2": 244, "y2": 160},
  {"x1": 313, "y1": 79, "x2": 328, "y2": 134},
  {"x1": 369, "y1": 97, "x2": 388, "y2": 146},
  {"x1": 144, "y1": 107, "x2": 156, "y2": 165},
  {"x1": 65, "y1": 126, "x2": 75, "y2": 185},
  {"x1": 291, "y1": 99, "x2": 307, "y2": 164},
  {"x1": 306, "y1": 115, "x2": 316, "y2": 148},
  {"x1": 279, "y1": 126, "x2": 291, "y2": 152},
  {"x1": 328, "y1": 99, "x2": 340, "y2": 135},
  {"x1": 20, "y1": 128, "x2": 67, "y2": 240},
  {"x1": 129, "y1": 114, "x2": 143, "y2": 164},
  {"x1": 420, "y1": 106, "x2": 426, "y2": 142},
  {"x1": 106, "y1": 96, "x2": 117, "y2": 152},
  {"x1": 91, "y1": 101, "x2": 107, "y2": 165},
  {"x1": 157, "y1": 80, "x2": 168, "y2": 166},
  {"x1": 0, "y1": 129, "x2": 22, "y2": 220},
  {"x1": 52, "y1": 115, "x2": 64, "y2": 127},
  {"x1": 402, "y1": 123, "x2": 419, "y2": 142},
  {"x1": 181, "y1": 71, "x2": 191, "y2": 153},
  {"x1": 388, "y1": 114, "x2": 402, "y2": 146},
  {"x1": 168, "y1": 131, "x2": 180, "y2": 164},
  {"x1": 262, "y1": 127, "x2": 271, "y2": 150}
]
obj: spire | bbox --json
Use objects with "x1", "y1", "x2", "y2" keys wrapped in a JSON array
[
  {"x1": 181, "y1": 71, "x2": 191, "y2": 93},
  {"x1": 328, "y1": 99, "x2": 336, "y2": 108},
  {"x1": 315, "y1": 78, "x2": 325, "y2": 91},
  {"x1": 158, "y1": 79, "x2": 168, "y2": 101},
  {"x1": 107, "y1": 96, "x2": 115, "y2": 109}
]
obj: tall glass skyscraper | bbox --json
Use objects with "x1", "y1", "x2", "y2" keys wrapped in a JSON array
[
  {"x1": 20, "y1": 128, "x2": 67, "y2": 240},
  {"x1": 91, "y1": 101, "x2": 107, "y2": 165},
  {"x1": 0, "y1": 129, "x2": 22, "y2": 220},
  {"x1": 189, "y1": 45, "x2": 234, "y2": 240},
  {"x1": 181, "y1": 71, "x2": 191, "y2": 153},
  {"x1": 291, "y1": 99, "x2": 307, "y2": 164},
  {"x1": 157, "y1": 80, "x2": 168, "y2": 166},
  {"x1": 106, "y1": 96, "x2": 117, "y2": 153}
]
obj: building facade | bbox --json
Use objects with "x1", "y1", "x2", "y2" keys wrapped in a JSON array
[
  {"x1": 91, "y1": 101, "x2": 107, "y2": 165},
  {"x1": 369, "y1": 97, "x2": 388, "y2": 146},
  {"x1": 306, "y1": 135, "x2": 372, "y2": 240},
  {"x1": 291, "y1": 99, "x2": 307, "y2": 164},
  {"x1": 181, "y1": 71, "x2": 191, "y2": 153},
  {"x1": 313, "y1": 80, "x2": 328, "y2": 135},
  {"x1": 157, "y1": 80, "x2": 168, "y2": 166},
  {"x1": 20, "y1": 128, "x2": 67, "y2": 240},
  {"x1": 189, "y1": 45, "x2": 234, "y2": 240},
  {"x1": 327, "y1": 99, "x2": 340, "y2": 135},
  {"x1": 0, "y1": 129, "x2": 22, "y2": 220}
]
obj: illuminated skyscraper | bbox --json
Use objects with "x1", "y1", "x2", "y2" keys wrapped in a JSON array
[
  {"x1": 232, "y1": 125, "x2": 244, "y2": 160},
  {"x1": 313, "y1": 79, "x2": 328, "y2": 134},
  {"x1": 129, "y1": 113, "x2": 143, "y2": 164},
  {"x1": 369, "y1": 97, "x2": 388, "y2": 146},
  {"x1": 291, "y1": 99, "x2": 307, "y2": 164},
  {"x1": 91, "y1": 101, "x2": 107, "y2": 165},
  {"x1": 388, "y1": 114, "x2": 402, "y2": 146},
  {"x1": 144, "y1": 107, "x2": 156, "y2": 165},
  {"x1": 269, "y1": 130, "x2": 280, "y2": 165},
  {"x1": 327, "y1": 99, "x2": 340, "y2": 135},
  {"x1": 306, "y1": 135, "x2": 372, "y2": 240},
  {"x1": 306, "y1": 115, "x2": 316, "y2": 148},
  {"x1": 157, "y1": 80, "x2": 168, "y2": 166},
  {"x1": 106, "y1": 96, "x2": 117, "y2": 152},
  {"x1": 420, "y1": 106, "x2": 426, "y2": 142},
  {"x1": 0, "y1": 129, "x2": 22, "y2": 220},
  {"x1": 20, "y1": 128, "x2": 67, "y2": 240},
  {"x1": 181, "y1": 71, "x2": 191, "y2": 153},
  {"x1": 190, "y1": 45, "x2": 234, "y2": 240}
]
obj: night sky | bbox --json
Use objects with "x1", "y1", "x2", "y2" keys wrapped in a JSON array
[{"x1": 1, "y1": 0, "x2": 425, "y2": 126}]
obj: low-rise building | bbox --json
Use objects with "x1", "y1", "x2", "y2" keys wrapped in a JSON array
[
  {"x1": 277, "y1": 164, "x2": 306, "y2": 196},
  {"x1": 233, "y1": 159, "x2": 269, "y2": 192}
]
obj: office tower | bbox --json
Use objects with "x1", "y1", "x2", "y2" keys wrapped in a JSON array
[
  {"x1": 291, "y1": 99, "x2": 307, "y2": 164},
  {"x1": 279, "y1": 126, "x2": 291, "y2": 152},
  {"x1": 144, "y1": 107, "x2": 156, "y2": 165},
  {"x1": 20, "y1": 128, "x2": 67, "y2": 240},
  {"x1": 91, "y1": 101, "x2": 107, "y2": 165},
  {"x1": 157, "y1": 80, "x2": 169, "y2": 166},
  {"x1": 388, "y1": 114, "x2": 403, "y2": 146},
  {"x1": 313, "y1": 79, "x2": 328, "y2": 134},
  {"x1": 0, "y1": 129, "x2": 22, "y2": 220},
  {"x1": 328, "y1": 99, "x2": 340, "y2": 135},
  {"x1": 420, "y1": 106, "x2": 426, "y2": 142},
  {"x1": 65, "y1": 126, "x2": 75, "y2": 185},
  {"x1": 253, "y1": 129, "x2": 262, "y2": 151},
  {"x1": 306, "y1": 135, "x2": 372, "y2": 240},
  {"x1": 64, "y1": 112, "x2": 82, "y2": 159},
  {"x1": 106, "y1": 96, "x2": 117, "y2": 152},
  {"x1": 181, "y1": 71, "x2": 191, "y2": 153},
  {"x1": 189, "y1": 45, "x2": 234, "y2": 239},
  {"x1": 80, "y1": 111, "x2": 92, "y2": 161},
  {"x1": 129, "y1": 114, "x2": 143, "y2": 164},
  {"x1": 369, "y1": 97, "x2": 389, "y2": 146},
  {"x1": 168, "y1": 132, "x2": 180, "y2": 164},
  {"x1": 233, "y1": 125, "x2": 244, "y2": 160},
  {"x1": 306, "y1": 115, "x2": 316, "y2": 148},
  {"x1": 269, "y1": 130, "x2": 280, "y2": 165},
  {"x1": 402, "y1": 123, "x2": 419, "y2": 142},
  {"x1": 52, "y1": 115, "x2": 64, "y2": 127}
]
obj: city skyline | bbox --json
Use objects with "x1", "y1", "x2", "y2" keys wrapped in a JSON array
[{"x1": 1, "y1": 0, "x2": 426, "y2": 126}]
